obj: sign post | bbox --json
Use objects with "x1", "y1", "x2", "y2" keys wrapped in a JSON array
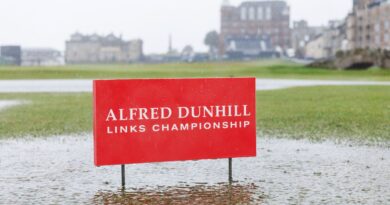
[
  {"x1": 93, "y1": 78, "x2": 256, "y2": 186},
  {"x1": 229, "y1": 158, "x2": 233, "y2": 184},
  {"x1": 121, "y1": 165, "x2": 125, "y2": 188}
]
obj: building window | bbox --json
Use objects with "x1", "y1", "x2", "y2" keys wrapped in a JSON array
[
  {"x1": 241, "y1": 7, "x2": 247, "y2": 20},
  {"x1": 375, "y1": 35, "x2": 381, "y2": 45},
  {"x1": 249, "y1": 7, "x2": 255, "y2": 20},
  {"x1": 282, "y1": 7, "x2": 290, "y2": 16},
  {"x1": 257, "y1": 7, "x2": 263, "y2": 20},
  {"x1": 375, "y1": 23, "x2": 380, "y2": 33},
  {"x1": 266, "y1": 7, "x2": 272, "y2": 20},
  {"x1": 385, "y1": 21, "x2": 390, "y2": 30},
  {"x1": 385, "y1": 34, "x2": 389, "y2": 43}
]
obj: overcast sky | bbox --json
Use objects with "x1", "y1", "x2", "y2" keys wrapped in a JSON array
[{"x1": 0, "y1": 0, "x2": 352, "y2": 54}]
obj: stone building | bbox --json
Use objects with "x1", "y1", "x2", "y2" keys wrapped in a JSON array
[
  {"x1": 305, "y1": 20, "x2": 349, "y2": 59},
  {"x1": 305, "y1": 0, "x2": 390, "y2": 60},
  {"x1": 65, "y1": 33, "x2": 143, "y2": 64},
  {"x1": 220, "y1": 0, "x2": 290, "y2": 57},
  {"x1": 305, "y1": 35, "x2": 326, "y2": 60},
  {"x1": 347, "y1": 0, "x2": 390, "y2": 50},
  {"x1": 291, "y1": 20, "x2": 325, "y2": 58}
]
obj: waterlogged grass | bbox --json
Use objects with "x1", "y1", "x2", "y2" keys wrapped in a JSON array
[
  {"x1": 0, "y1": 93, "x2": 92, "y2": 138},
  {"x1": 0, "y1": 60, "x2": 389, "y2": 81},
  {"x1": 0, "y1": 86, "x2": 389, "y2": 142}
]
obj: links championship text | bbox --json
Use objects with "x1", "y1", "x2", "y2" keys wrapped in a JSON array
[{"x1": 105, "y1": 105, "x2": 252, "y2": 134}]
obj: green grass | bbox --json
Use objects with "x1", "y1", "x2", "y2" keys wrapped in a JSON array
[
  {"x1": 0, "y1": 60, "x2": 389, "y2": 81},
  {"x1": 257, "y1": 86, "x2": 390, "y2": 143},
  {"x1": 1, "y1": 86, "x2": 389, "y2": 144},
  {"x1": 0, "y1": 93, "x2": 92, "y2": 138}
]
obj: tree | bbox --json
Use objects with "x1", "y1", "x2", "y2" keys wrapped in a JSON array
[
  {"x1": 181, "y1": 45, "x2": 194, "y2": 56},
  {"x1": 204, "y1": 31, "x2": 219, "y2": 51},
  {"x1": 204, "y1": 31, "x2": 220, "y2": 59},
  {"x1": 181, "y1": 45, "x2": 195, "y2": 62}
]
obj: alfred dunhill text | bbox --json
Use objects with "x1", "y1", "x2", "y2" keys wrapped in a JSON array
[{"x1": 105, "y1": 104, "x2": 252, "y2": 134}]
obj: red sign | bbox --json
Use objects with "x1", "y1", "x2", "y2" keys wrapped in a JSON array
[{"x1": 93, "y1": 78, "x2": 256, "y2": 166}]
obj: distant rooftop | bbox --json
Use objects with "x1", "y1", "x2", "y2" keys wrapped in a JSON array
[
  {"x1": 222, "y1": 0, "x2": 288, "y2": 7},
  {"x1": 368, "y1": 0, "x2": 390, "y2": 8},
  {"x1": 222, "y1": 0, "x2": 231, "y2": 6},
  {"x1": 69, "y1": 33, "x2": 123, "y2": 43}
]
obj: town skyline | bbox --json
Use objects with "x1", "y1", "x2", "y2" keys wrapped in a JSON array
[{"x1": 0, "y1": 0, "x2": 352, "y2": 54}]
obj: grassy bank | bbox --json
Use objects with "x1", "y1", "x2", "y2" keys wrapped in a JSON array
[
  {"x1": 0, "y1": 60, "x2": 389, "y2": 81},
  {"x1": 0, "y1": 86, "x2": 389, "y2": 143}
]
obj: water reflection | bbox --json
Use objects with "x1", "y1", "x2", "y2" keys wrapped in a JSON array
[{"x1": 92, "y1": 183, "x2": 264, "y2": 205}]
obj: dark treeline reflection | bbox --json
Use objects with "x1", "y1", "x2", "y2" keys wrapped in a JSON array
[{"x1": 92, "y1": 183, "x2": 265, "y2": 205}]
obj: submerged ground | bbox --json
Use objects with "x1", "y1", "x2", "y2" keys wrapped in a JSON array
[{"x1": 1, "y1": 136, "x2": 388, "y2": 204}]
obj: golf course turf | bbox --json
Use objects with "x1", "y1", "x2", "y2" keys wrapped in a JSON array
[
  {"x1": 0, "y1": 86, "x2": 389, "y2": 144},
  {"x1": 0, "y1": 60, "x2": 389, "y2": 81}
]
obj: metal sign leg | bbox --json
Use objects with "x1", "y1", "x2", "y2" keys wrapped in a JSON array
[
  {"x1": 228, "y1": 158, "x2": 233, "y2": 184},
  {"x1": 121, "y1": 164, "x2": 126, "y2": 188}
]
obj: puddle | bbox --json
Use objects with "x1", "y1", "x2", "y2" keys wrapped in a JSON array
[
  {"x1": 255, "y1": 79, "x2": 390, "y2": 90},
  {"x1": 0, "y1": 100, "x2": 26, "y2": 111},
  {"x1": 0, "y1": 135, "x2": 389, "y2": 204}
]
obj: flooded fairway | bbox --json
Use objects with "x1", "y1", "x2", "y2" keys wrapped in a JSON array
[
  {"x1": 1, "y1": 79, "x2": 390, "y2": 93},
  {"x1": 0, "y1": 135, "x2": 389, "y2": 204}
]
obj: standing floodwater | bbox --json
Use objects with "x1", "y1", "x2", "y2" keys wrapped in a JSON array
[
  {"x1": 0, "y1": 135, "x2": 389, "y2": 204},
  {"x1": 1, "y1": 79, "x2": 390, "y2": 92}
]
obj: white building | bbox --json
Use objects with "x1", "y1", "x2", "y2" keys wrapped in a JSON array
[
  {"x1": 22, "y1": 48, "x2": 64, "y2": 66},
  {"x1": 65, "y1": 33, "x2": 143, "y2": 64}
]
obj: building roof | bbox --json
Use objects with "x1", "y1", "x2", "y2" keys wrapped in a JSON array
[
  {"x1": 69, "y1": 33, "x2": 122, "y2": 43},
  {"x1": 240, "y1": 0, "x2": 288, "y2": 7},
  {"x1": 67, "y1": 33, "x2": 143, "y2": 47}
]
